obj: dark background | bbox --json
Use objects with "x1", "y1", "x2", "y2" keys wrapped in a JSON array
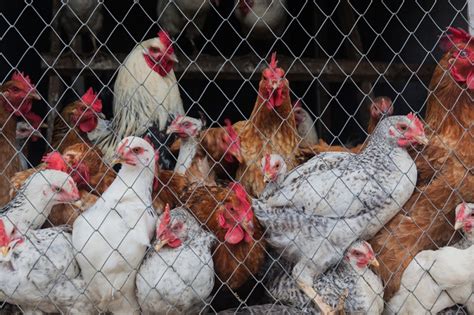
[{"x1": 0, "y1": 0, "x2": 469, "y2": 164}]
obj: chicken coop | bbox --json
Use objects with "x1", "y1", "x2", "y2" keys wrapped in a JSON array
[{"x1": 0, "y1": 0, "x2": 473, "y2": 314}]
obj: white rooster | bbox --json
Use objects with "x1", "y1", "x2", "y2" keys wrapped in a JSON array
[
  {"x1": 386, "y1": 203, "x2": 474, "y2": 314},
  {"x1": 136, "y1": 204, "x2": 216, "y2": 314},
  {"x1": 72, "y1": 136, "x2": 158, "y2": 314},
  {"x1": 92, "y1": 31, "x2": 184, "y2": 163},
  {"x1": 0, "y1": 170, "x2": 93, "y2": 314}
]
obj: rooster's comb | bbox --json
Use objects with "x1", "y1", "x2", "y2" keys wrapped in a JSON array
[
  {"x1": 440, "y1": 27, "x2": 472, "y2": 51},
  {"x1": 117, "y1": 138, "x2": 129, "y2": 156},
  {"x1": 407, "y1": 113, "x2": 424, "y2": 131},
  {"x1": 42, "y1": 152, "x2": 68, "y2": 172},
  {"x1": 157, "y1": 204, "x2": 171, "y2": 233},
  {"x1": 81, "y1": 87, "x2": 102, "y2": 113},
  {"x1": 229, "y1": 182, "x2": 249, "y2": 205},
  {"x1": 269, "y1": 52, "x2": 278, "y2": 70},
  {"x1": 263, "y1": 154, "x2": 272, "y2": 172},
  {"x1": 11, "y1": 71, "x2": 33, "y2": 87},
  {"x1": 158, "y1": 30, "x2": 174, "y2": 53},
  {"x1": 0, "y1": 220, "x2": 9, "y2": 247}
]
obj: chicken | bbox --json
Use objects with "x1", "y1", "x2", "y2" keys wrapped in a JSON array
[
  {"x1": 157, "y1": 0, "x2": 219, "y2": 53},
  {"x1": 234, "y1": 0, "x2": 288, "y2": 41},
  {"x1": 59, "y1": 0, "x2": 103, "y2": 52},
  {"x1": 300, "y1": 96, "x2": 394, "y2": 156},
  {"x1": 386, "y1": 244, "x2": 474, "y2": 314},
  {"x1": 453, "y1": 203, "x2": 474, "y2": 249},
  {"x1": 252, "y1": 114, "x2": 427, "y2": 313},
  {"x1": 166, "y1": 114, "x2": 216, "y2": 184},
  {"x1": 136, "y1": 204, "x2": 216, "y2": 314},
  {"x1": 72, "y1": 136, "x2": 158, "y2": 314},
  {"x1": 182, "y1": 182, "x2": 265, "y2": 290},
  {"x1": 293, "y1": 100, "x2": 318, "y2": 148},
  {"x1": 265, "y1": 241, "x2": 383, "y2": 314},
  {"x1": 0, "y1": 71, "x2": 41, "y2": 205},
  {"x1": 93, "y1": 30, "x2": 184, "y2": 163},
  {"x1": 369, "y1": 27, "x2": 474, "y2": 299},
  {"x1": 0, "y1": 170, "x2": 92, "y2": 314},
  {"x1": 15, "y1": 120, "x2": 43, "y2": 169},
  {"x1": 51, "y1": 87, "x2": 103, "y2": 152},
  {"x1": 260, "y1": 153, "x2": 287, "y2": 198}
]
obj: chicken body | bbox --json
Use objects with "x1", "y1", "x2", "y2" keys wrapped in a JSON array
[
  {"x1": 234, "y1": 0, "x2": 288, "y2": 41},
  {"x1": 94, "y1": 33, "x2": 184, "y2": 163},
  {"x1": 370, "y1": 28, "x2": 474, "y2": 299},
  {"x1": 136, "y1": 207, "x2": 216, "y2": 314},
  {"x1": 386, "y1": 245, "x2": 474, "y2": 314},
  {"x1": 59, "y1": 0, "x2": 103, "y2": 52},
  {"x1": 157, "y1": 0, "x2": 213, "y2": 50},
  {"x1": 72, "y1": 137, "x2": 157, "y2": 314},
  {"x1": 253, "y1": 115, "x2": 424, "y2": 312}
]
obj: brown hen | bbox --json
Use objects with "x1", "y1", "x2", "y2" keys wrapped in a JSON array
[{"x1": 369, "y1": 27, "x2": 474, "y2": 300}]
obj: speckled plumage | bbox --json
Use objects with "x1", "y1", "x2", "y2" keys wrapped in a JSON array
[
  {"x1": 0, "y1": 226, "x2": 94, "y2": 314},
  {"x1": 136, "y1": 207, "x2": 215, "y2": 314},
  {"x1": 254, "y1": 116, "x2": 419, "y2": 288}
]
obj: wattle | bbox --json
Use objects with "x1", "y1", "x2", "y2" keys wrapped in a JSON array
[
  {"x1": 224, "y1": 225, "x2": 244, "y2": 244},
  {"x1": 143, "y1": 54, "x2": 174, "y2": 77},
  {"x1": 79, "y1": 117, "x2": 98, "y2": 133}
]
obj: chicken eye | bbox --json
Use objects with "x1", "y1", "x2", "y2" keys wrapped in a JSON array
[
  {"x1": 459, "y1": 50, "x2": 469, "y2": 58},
  {"x1": 398, "y1": 124, "x2": 408, "y2": 132},
  {"x1": 274, "y1": 162, "x2": 280, "y2": 169},
  {"x1": 132, "y1": 147, "x2": 141, "y2": 154},
  {"x1": 149, "y1": 47, "x2": 160, "y2": 54},
  {"x1": 11, "y1": 87, "x2": 20, "y2": 93},
  {"x1": 52, "y1": 186, "x2": 63, "y2": 193}
]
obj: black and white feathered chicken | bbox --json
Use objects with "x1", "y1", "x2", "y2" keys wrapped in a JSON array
[
  {"x1": 136, "y1": 204, "x2": 216, "y2": 314},
  {"x1": 72, "y1": 136, "x2": 158, "y2": 314},
  {"x1": 252, "y1": 114, "x2": 428, "y2": 313},
  {"x1": 0, "y1": 170, "x2": 92, "y2": 314},
  {"x1": 265, "y1": 241, "x2": 383, "y2": 314}
]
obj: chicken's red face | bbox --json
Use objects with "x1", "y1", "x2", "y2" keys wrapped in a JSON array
[
  {"x1": 346, "y1": 241, "x2": 379, "y2": 269},
  {"x1": 441, "y1": 27, "x2": 474, "y2": 89},
  {"x1": 222, "y1": 119, "x2": 242, "y2": 163},
  {"x1": 113, "y1": 137, "x2": 155, "y2": 168},
  {"x1": 143, "y1": 31, "x2": 178, "y2": 77},
  {"x1": 454, "y1": 202, "x2": 474, "y2": 234},
  {"x1": 71, "y1": 88, "x2": 103, "y2": 133},
  {"x1": 155, "y1": 204, "x2": 183, "y2": 251},
  {"x1": 1, "y1": 72, "x2": 40, "y2": 113},
  {"x1": 238, "y1": 0, "x2": 254, "y2": 15},
  {"x1": 219, "y1": 183, "x2": 255, "y2": 244},
  {"x1": 389, "y1": 113, "x2": 428, "y2": 147},
  {"x1": 47, "y1": 175, "x2": 80, "y2": 203},
  {"x1": 0, "y1": 219, "x2": 23, "y2": 262},
  {"x1": 261, "y1": 53, "x2": 286, "y2": 110},
  {"x1": 370, "y1": 96, "x2": 393, "y2": 120},
  {"x1": 166, "y1": 115, "x2": 202, "y2": 138}
]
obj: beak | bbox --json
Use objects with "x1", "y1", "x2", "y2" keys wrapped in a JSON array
[
  {"x1": 370, "y1": 258, "x2": 380, "y2": 268},
  {"x1": 72, "y1": 199, "x2": 84, "y2": 209},
  {"x1": 111, "y1": 155, "x2": 126, "y2": 166},
  {"x1": 29, "y1": 90, "x2": 41, "y2": 101},
  {"x1": 1, "y1": 246, "x2": 9, "y2": 257},
  {"x1": 98, "y1": 112, "x2": 106, "y2": 119},
  {"x1": 242, "y1": 220, "x2": 254, "y2": 237},
  {"x1": 454, "y1": 221, "x2": 464, "y2": 231},
  {"x1": 154, "y1": 239, "x2": 168, "y2": 252},
  {"x1": 414, "y1": 135, "x2": 429, "y2": 145},
  {"x1": 167, "y1": 53, "x2": 179, "y2": 63},
  {"x1": 263, "y1": 172, "x2": 272, "y2": 184},
  {"x1": 166, "y1": 125, "x2": 178, "y2": 135}
]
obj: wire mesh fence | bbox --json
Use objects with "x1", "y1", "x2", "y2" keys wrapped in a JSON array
[{"x1": 0, "y1": 0, "x2": 473, "y2": 314}]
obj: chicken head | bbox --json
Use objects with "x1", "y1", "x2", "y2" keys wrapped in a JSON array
[
  {"x1": 222, "y1": 119, "x2": 242, "y2": 163},
  {"x1": 261, "y1": 153, "x2": 287, "y2": 183},
  {"x1": 0, "y1": 219, "x2": 23, "y2": 262},
  {"x1": 143, "y1": 30, "x2": 178, "y2": 77},
  {"x1": 441, "y1": 27, "x2": 474, "y2": 89},
  {"x1": 370, "y1": 96, "x2": 393, "y2": 120},
  {"x1": 166, "y1": 115, "x2": 203, "y2": 138},
  {"x1": 346, "y1": 241, "x2": 379, "y2": 270},
  {"x1": 386, "y1": 113, "x2": 428, "y2": 147},
  {"x1": 261, "y1": 52, "x2": 286, "y2": 110},
  {"x1": 454, "y1": 202, "x2": 474, "y2": 233},
  {"x1": 1, "y1": 71, "x2": 40, "y2": 114},
  {"x1": 154, "y1": 204, "x2": 184, "y2": 251},
  {"x1": 71, "y1": 87, "x2": 103, "y2": 133},
  {"x1": 112, "y1": 136, "x2": 156, "y2": 168}
]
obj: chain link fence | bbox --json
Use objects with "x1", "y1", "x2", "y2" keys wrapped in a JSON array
[{"x1": 0, "y1": 0, "x2": 473, "y2": 314}]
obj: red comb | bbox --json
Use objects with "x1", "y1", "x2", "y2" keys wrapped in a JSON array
[
  {"x1": 440, "y1": 27, "x2": 472, "y2": 51},
  {"x1": 117, "y1": 138, "x2": 129, "y2": 156},
  {"x1": 11, "y1": 71, "x2": 33, "y2": 88},
  {"x1": 229, "y1": 182, "x2": 249, "y2": 205},
  {"x1": 269, "y1": 52, "x2": 278, "y2": 70},
  {"x1": 42, "y1": 152, "x2": 68, "y2": 172},
  {"x1": 264, "y1": 154, "x2": 271, "y2": 173},
  {"x1": 407, "y1": 113, "x2": 424, "y2": 132},
  {"x1": 81, "y1": 87, "x2": 102, "y2": 113},
  {"x1": 158, "y1": 30, "x2": 174, "y2": 54},
  {"x1": 157, "y1": 204, "x2": 171, "y2": 234},
  {"x1": 72, "y1": 161, "x2": 90, "y2": 187},
  {"x1": 0, "y1": 220, "x2": 9, "y2": 247}
]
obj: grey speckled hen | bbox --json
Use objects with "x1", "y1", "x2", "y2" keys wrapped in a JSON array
[
  {"x1": 253, "y1": 114, "x2": 427, "y2": 313},
  {"x1": 136, "y1": 206, "x2": 216, "y2": 314}
]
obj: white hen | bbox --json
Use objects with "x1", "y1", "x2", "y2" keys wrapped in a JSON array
[
  {"x1": 73, "y1": 136, "x2": 158, "y2": 314},
  {"x1": 136, "y1": 204, "x2": 215, "y2": 314},
  {"x1": 386, "y1": 203, "x2": 474, "y2": 314}
]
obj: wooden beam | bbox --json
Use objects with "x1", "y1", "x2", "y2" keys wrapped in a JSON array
[{"x1": 40, "y1": 53, "x2": 434, "y2": 83}]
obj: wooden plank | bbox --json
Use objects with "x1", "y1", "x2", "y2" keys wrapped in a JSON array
[{"x1": 40, "y1": 53, "x2": 434, "y2": 83}]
